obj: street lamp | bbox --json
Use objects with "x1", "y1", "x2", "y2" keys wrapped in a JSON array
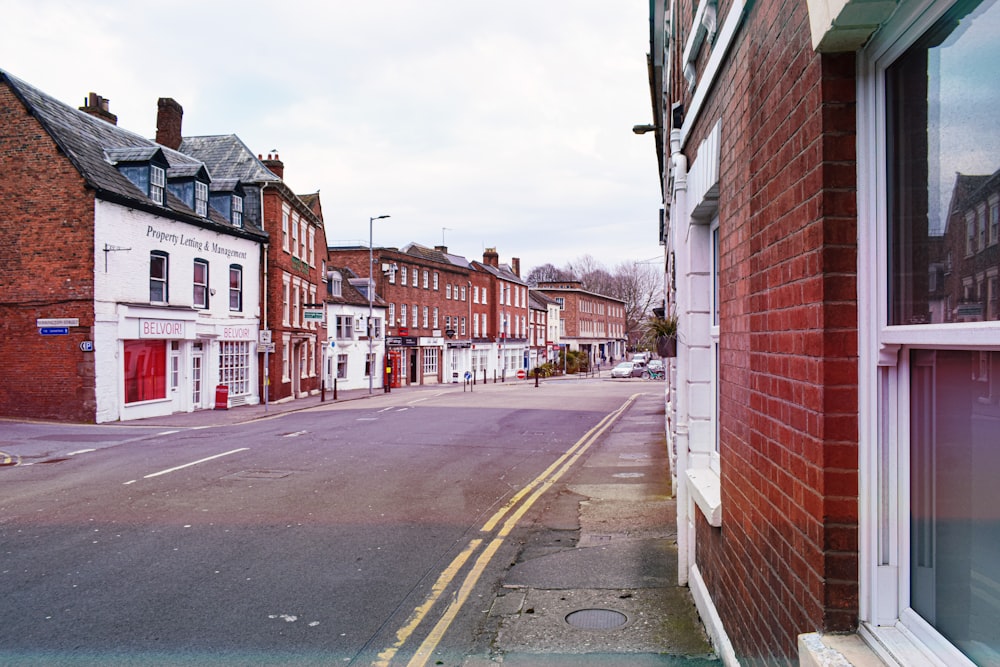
[
  {"x1": 632, "y1": 124, "x2": 657, "y2": 134},
  {"x1": 369, "y1": 214, "x2": 390, "y2": 394}
]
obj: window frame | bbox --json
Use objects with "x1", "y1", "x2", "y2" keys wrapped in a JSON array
[
  {"x1": 150, "y1": 251, "x2": 168, "y2": 303},
  {"x1": 858, "y1": 1, "x2": 1000, "y2": 663},
  {"x1": 193, "y1": 259, "x2": 209, "y2": 309},
  {"x1": 229, "y1": 264, "x2": 243, "y2": 312}
]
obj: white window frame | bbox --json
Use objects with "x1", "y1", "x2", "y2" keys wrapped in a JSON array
[
  {"x1": 150, "y1": 165, "x2": 165, "y2": 205},
  {"x1": 858, "y1": 2, "x2": 1000, "y2": 664},
  {"x1": 195, "y1": 180, "x2": 209, "y2": 217},
  {"x1": 282, "y1": 204, "x2": 291, "y2": 253}
]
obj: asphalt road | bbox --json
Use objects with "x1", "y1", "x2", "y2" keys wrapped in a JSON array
[{"x1": 0, "y1": 379, "x2": 643, "y2": 666}]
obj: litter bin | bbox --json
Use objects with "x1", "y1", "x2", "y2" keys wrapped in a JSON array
[{"x1": 214, "y1": 384, "x2": 229, "y2": 410}]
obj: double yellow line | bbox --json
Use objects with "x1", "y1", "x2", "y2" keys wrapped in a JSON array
[{"x1": 375, "y1": 394, "x2": 640, "y2": 667}]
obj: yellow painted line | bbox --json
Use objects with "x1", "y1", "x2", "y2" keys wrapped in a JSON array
[
  {"x1": 373, "y1": 539, "x2": 483, "y2": 667},
  {"x1": 398, "y1": 394, "x2": 639, "y2": 666},
  {"x1": 0, "y1": 451, "x2": 19, "y2": 467},
  {"x1": 406, "y1": 538, "x2": 504, "y2": 667},
  {"x1": 480, "y1": 394, "x2": 639, "y2": 533}
]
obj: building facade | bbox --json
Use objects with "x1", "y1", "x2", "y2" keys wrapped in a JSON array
[
  {"x1": 535, "y1": 280, "x2": 628, "y2": 366},
  {"x1": 165, "y1": 111, "x2": 329, "y2": 405},
  {"x1": 0, "y1": 72, "x2": 266, "y2": 423},
  {"x1": 323, "y1": 267, "x2": 387, "y2": 392},
  {"x1": 643, "y1": 0, "x2": 1000, "y2": 664}
]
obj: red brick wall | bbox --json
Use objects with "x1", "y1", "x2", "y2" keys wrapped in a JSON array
[
  {"x1": 0, "y1": 82, "x2": 98, "y2": 422},
  {"x1": 679, "y1": 0, "x2": 859, "y2": 662}
]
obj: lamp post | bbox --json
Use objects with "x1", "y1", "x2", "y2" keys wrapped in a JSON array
[{"x1": 369, "y1": 214, "x2": 390, "y2": 394}]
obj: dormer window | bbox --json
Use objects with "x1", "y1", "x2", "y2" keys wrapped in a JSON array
[
  {"x1": 107, "y1": 147, "x2": 169, "y2": 206},
  {"x1": 329, "y1": 271, "x2": 343, "y2": 297},
  {"x1": 195, "y1": 181, "x2": 209, "y2": 217},
  {"x1": 231, "y1": 195, "x2": 243, "y2": 227},
  {"x1": 150, "y1": 165, "x2": 165, "y2": 204}
]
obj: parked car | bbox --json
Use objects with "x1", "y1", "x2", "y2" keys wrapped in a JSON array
[
  {"x1": 647, "y1": 359, "x2": 664, "y2": 373},
  {"x1": 611, "y1": 361, "x2": 649, "y2": 379}
]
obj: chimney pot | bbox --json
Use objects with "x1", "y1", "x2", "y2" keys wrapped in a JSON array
[{"x1": 79, "y1": 92, "x2": 117, "y2": 125}]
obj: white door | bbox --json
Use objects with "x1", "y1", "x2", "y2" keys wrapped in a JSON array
[{"x1": 191, "y1": 343, "x2": 204, "y2": 410}]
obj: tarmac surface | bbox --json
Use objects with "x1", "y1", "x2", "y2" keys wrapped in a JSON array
[{"x1": 116, "y1": 376, "x2": 720, "y2": 665}]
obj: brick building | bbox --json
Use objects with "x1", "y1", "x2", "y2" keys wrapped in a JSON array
[
  {"x1": 0, "y1": 72, "x2": 266, "y2": 422},
  {"x1": 164, "y1": 107, "x2": 329, "y2": 405},
  {"x1": 643, "y1": 0, "x2": 1000, "y2": 664},
  {"x1": 535, "y1": 280, "x2": 628, "y2": 366}
]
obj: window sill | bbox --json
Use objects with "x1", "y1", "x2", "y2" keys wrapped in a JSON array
[
  {"x1": 799, "y1": 632, "x2": 890, "y2": 667},
  {"x1": 686, "y1": 468, "x2": 722, "y2": 527}
]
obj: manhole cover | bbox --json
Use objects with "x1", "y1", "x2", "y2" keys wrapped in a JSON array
[{"x1": 565, "y1": 608, "x2": 628, "y2": 629}]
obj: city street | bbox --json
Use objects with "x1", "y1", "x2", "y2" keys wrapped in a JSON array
[{"x1": 0, "y1": 380, "x2": 691, "y2": 666}]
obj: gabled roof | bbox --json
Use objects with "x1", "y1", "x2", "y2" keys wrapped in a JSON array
[
  {"x1": 326, "y1": 267, "x2": 378, "y2": 307},
  {"x1": 179, "y1": 135, "x2": 281, "y2": 184},
  {"x1": 1, "y1": 69, "x2": 266, "y2": 242},
  {"x1": 472, "y1": 260, "x2": 526, "y2": 285}
]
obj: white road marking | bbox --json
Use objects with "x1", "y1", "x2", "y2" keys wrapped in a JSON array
[
  {"x1": 134, "y1": 448, "x2": 250, "y2": 482},
  {"x1": 67, "y1": 449, "x2": 96, "y2": 456},
  {"x1": 283, "y1": 431, "x2": 308, "y2": 438}
]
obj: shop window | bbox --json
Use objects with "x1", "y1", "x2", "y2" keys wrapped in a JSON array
[
  {"x1": 124, "y1": 339, "x2": 166, "y2": 403},
  {"x1": 423, "y1": 348, "x2": 439, "y2": 375},
  {"x1": 219, "y1": 341, "x2": 251, "y2": 396}
]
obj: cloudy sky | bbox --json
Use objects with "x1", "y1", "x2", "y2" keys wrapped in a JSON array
[{"x1": 2, "y1": 1, "x2": 663, "y2": 276}]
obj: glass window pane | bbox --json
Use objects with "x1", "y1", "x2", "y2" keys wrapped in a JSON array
[
  {"x1": 887, "y1": 0, "x2": 1000, "y2": 325},
  {"x1": 909, "y1": 348, "x2": 1000, "y2": 664}
]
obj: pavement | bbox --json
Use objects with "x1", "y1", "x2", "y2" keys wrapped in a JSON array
[{"x1": 118, "y1": 376, "x2": 720, "y2": 665}]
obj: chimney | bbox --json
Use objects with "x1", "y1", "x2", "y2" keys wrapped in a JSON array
[
  {"x1": 511, "y1": 257, "x2": 521, "y2": 278},
  {"x1": 261, "y1": 152, "x2": 284, "y2": 179},
  {"x1": 483, "y1": 247, "x2": 499, "y2": 268},
  {"x1": 79, "y1": 92, "x2": 117, "y2": 125},
  {"x1": 155, "y1": 98, "x2": 183, "y2": 149},
  {"x1": 435, "y1": 245, "x2": 448, "y2": 254}
]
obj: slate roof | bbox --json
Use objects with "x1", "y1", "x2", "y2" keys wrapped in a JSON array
[
  {"x1": 1, "y1": 69, "x2": 266, "y2": 242},
  {"x1": 326, "y1": 266, "x2": 383, "y2": 307},
  {"x1": 179, "y1": 135, "x2": 281, "y2": 184},
  {"x1": 473, "y1": 260, "x2": 526, "y2": 285},
  {"x1": 401, "y1": 242, "x2": 473, "y2": 270}
]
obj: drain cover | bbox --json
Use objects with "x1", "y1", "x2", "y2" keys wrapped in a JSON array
[{"x1": 565, "y1": 608, "x2": 628, "y2": 629}]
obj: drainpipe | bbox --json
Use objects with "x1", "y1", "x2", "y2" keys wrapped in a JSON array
[{"x1": 669, "y1": 128, "x2": 692, "y2": 586}]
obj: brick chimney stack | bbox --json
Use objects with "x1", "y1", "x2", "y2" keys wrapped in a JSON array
[
  {"x1": 79, "y1": 92, "x2": 117, "y2": 125},
  {"x1": 511, "y1": 257, "x2": 521, "y2": 278},
  {"x1": 261, "y1": 152, "x2": 284, "y2": 179},
  {"x1": 483, "y1": 247, "x2": 499, "y2": 268},
  {"x1": 155, "y1": 98, "x2": 183, "y2": 149}
]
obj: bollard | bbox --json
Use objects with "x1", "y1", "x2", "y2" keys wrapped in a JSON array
[{"x1": 333, "y1": 377, "x2": 338, "y2": 400}]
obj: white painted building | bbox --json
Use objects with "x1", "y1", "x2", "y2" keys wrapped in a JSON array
[{"x1": 93, "y1": 199, "x2": 263, "y2": 422}]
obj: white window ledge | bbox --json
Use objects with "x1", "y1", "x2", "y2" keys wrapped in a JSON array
[
  {"x1": 799, "y1": 632, "x2": 891, "y2": 667},
  {"x1": 686, "y1": 468, "x2": 722, "y2": 527}
]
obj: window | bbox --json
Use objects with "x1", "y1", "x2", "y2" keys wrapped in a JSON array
[
  {"x1": 336, "y1": 354, "x2": 348, "y2": 379},
  {"x1": 461, "y1": 316, "x2": 466, "y2": 336},
  {"x1": 330, "y1": 271, "x2": 343, "y2": 297},
  {"x1": 291, "y1": 213, "x2": 299, "y2": 257},
  {"x1": 860, "y1": 0, "x2": 1000, "y2": 663},
  {"x1": 473, "y1": 287, "x2": 479, "y2": 303},
  {"x1": 401, "y1": 303, "x2": 408, "y2": 328},
  {"x1": 150, "y1": 165, "x2": 165, "y2": 204},
  {"x1": 412, "y1": 304, "x2": 418, "y2": 327},
  {"x1": 423, "y1": 348, "x2": 439, "y2": 375},
  {"x1": 282, "y1": 334, "x2": 290, "y2": 382},
  {"x1": 401, "y1": 266, "x2": 408, "y2": 286},
  {"x1": 229, "y1": 265, "x2": 243, "y2": 311},
  {"x1": 232, "y1": 195, "x2": 243, "y2": 227},
  {"x1": 433, "y1": 272, "x2": 439, "y2": 290},
  {"x1": 423, "y1": 270, "x2": 429, "y2": 289},
  {"x1": 195, "y1": 181, "x2": 209, "y2": 217},
  {"x1": 365, "y1": 352, "x2": 376, "y2": 378},
  {"x1": 372, "y1": 317, "x2": 382, "y2": 339},
  {"x1": 422, "y1": 306, "x2": 429, "y2": 328},
  {"x1": 461, "y1": 286, "x2": 466, "y2": 301},
  {"x1": 335, "y1": 316, "x2": 353, "y2": 339},
  {"x1": 150, "y1": 251, "x2": 168, "y2": 303},
  {"x1": 433, "y1": 307, "x2": 439, "y2": 329},
  {"x1": 192, "y1": 259, "x2": 209, "y2": 309},
  {"x1": 282, "y1": 275, "x2": 291, "y2": 325},
  {"x1": 123, "y1": 339, "x2": 166, "y2": 404},
  {"x1": 300, "y1": 220, "x2": 307, "y2": 259},
  {"x1": 473, "y1": 313, "x2": 480, "y2": 337},
  {"x1": 308, "y1": 227, "x2": 315, "y2": 266},
  {"x1": 388, "y1": 303, "x2": 395, "y2": 326},
  {"x1": 282, "y1": 204, "x2": 291, "y2": 252},
  {"x1": 446, "y1": 284, "x2": 452, "y2": 299},
  {"x1": 219, "y1": 341, "x2": 251, "y2": 396}
]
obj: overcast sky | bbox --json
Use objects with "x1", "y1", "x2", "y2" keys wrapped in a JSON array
[{"x1": 2, "y1": 1, "x2": 663, "y2": 275}]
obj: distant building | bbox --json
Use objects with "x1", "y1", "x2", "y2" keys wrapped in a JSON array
[{"x1": 534, "y1": 280, "x2": 627, "y2": 366}]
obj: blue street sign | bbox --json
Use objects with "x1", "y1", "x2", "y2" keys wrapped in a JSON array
[{"x1": 40, "y1": 327, "x2": 69, "y2": 336}]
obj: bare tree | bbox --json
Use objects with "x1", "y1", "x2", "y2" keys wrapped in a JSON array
[{"x1": 525, "y1": 263, "x2": 572, "y2": 287}]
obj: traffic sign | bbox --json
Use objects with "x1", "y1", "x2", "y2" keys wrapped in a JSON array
[
  {"x1": 259, "y1": 343, "x2": 275, "y2": 353},
  {"x1": 516, "y1": 369, "x2": 527, "y2": 380},
  {"x1": 40, "y1": 327, "x2": 69, "y2": 336}
]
